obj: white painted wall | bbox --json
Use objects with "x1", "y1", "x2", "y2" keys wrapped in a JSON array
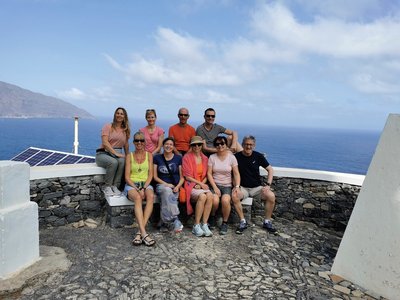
[
  {"x1": 332, "y1": 114, "x2": 400, "y2": 300},
  {"x1": 0, "y1": 161, "x2": 39, "y2": 279}
]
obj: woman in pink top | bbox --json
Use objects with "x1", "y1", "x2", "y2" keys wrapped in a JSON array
[
  {"x1": 182, "y1": 136, "x2": 217, "y2": 237},
  {"x1": 140, "y1": 109, "x2": 164, "y2": 155},
  {"x1": 96, "y1": 107, "x2": 130, "y2": 197},
  {"x1": 207, "y1": 136, "x2": 248, "y2": 235}
]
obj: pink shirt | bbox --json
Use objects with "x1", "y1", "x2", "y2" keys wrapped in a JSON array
[
  {"x1": 99, "y1": 123, "x2": 128, "y2": 148},
  {"x1": 208, "y1": 152, "x2": 238, "y2": 187},
  {"x1": 140, "y1": 126, "x2": 164, "y2": 153}
]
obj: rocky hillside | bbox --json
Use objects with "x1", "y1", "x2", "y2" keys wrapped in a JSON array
[{"x1": 0, "y1": 81, "x2": 93, "y2": 119}]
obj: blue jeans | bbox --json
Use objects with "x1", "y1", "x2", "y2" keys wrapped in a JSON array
[
  {"x1": 95, "y1": 152, "x2": 125, "y2": 187},
  {"x1": 156, "y1": 184, "x2": 180, "y2": 223}
]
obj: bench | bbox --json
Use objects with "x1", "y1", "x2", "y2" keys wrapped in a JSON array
[{"x1": 105, "y1": 193, "x2": 254, "y2": 228}]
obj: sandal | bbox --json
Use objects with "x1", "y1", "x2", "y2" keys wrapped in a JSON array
[
  {"x1": 142, "y1": 234, "x2": 156, "y2": 247},
  {"x1": 132, "y1": 232, "x2": 142, "y2": 246}
]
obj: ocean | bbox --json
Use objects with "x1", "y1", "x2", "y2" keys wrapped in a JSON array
[{"x1": 0, "y1": 118, "x2": 380, "y2": 175}]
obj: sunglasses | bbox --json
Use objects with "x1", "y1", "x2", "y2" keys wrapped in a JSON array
[
  {"x1": 205, "y1": 114, "x2": 215, "y2": 118},
  {"x1": 215, "y1": 142, "x2": 225, "y2": 147},
  {"x1": 178, "y1": 114, "x2": 189, "y2": 117},
  {"x1": 134, "y1": 139, "x2": 145, "y2": 143},
  {"x1": 191, "y1": 143, "x2": 202, "y2": 147}
]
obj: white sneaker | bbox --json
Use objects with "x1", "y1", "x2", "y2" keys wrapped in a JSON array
[
  {"x1": 111, "y1": 186, "x2": 122, "y2": 197},
  {"x1": 201, "y1": 223, "x2": 213, "y2": 237},
  {"x1": 102, "y1": 186, "x2": 114, "y2": 197}
]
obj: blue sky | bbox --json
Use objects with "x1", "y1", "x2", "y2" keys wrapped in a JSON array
[{"x1": 1, "y1": 0, "x2": 399, "y2": 131}]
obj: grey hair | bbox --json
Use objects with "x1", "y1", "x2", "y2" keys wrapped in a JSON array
[{"x1": 242, "y1": 135, "x2": 256, "y2": 145}]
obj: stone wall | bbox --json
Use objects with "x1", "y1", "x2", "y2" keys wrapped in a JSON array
[
  {"x1": 253, "y1": 177, "x2": 361, "y2": 231},
  {"x1": 30, "y1": 175, "x2": 106, "y2": 227},
  {"x1": 30, "y1": 174, "x2": 361, "y2": 231}
]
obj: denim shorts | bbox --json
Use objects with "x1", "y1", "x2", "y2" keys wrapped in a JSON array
[
  {"x1": 123, "y1": 182, "x2": 153, "y2": 196},
  {"x1": 212, "y1": 185, "x2": 232, "y2": 196}
]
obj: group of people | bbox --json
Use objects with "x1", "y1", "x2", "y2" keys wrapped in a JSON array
[{"x1": 95, "y1": 107, "x2": 277, "y2": 247}]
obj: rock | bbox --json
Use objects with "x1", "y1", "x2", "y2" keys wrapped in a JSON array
[
  {"x1": 330, "y1": 274, "x2": 344, "y2": 284},
  {"x1": 333, "y1": 284, "x2": 351, "y2": 294}
]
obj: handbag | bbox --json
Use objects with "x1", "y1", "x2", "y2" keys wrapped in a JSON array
[{"x1": 161, "y1": 155, "x2": 186, "y2": 204}]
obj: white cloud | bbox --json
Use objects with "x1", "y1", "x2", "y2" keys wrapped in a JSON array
[
  {"x1": 251, "y1": 2, "x2": 400, "y2": 58},
  {"x1": 57, "y1": 86, "x2": 118, "y2": 102},
  {"x1": 203, "y1": 90, "x2": 239, "y2": 104},
  {"x1": 105, "y1": 28, "x2": 243, "y2": 87},
  {"x1": 351, "y1": 73, "x2": 400, "y2": 94},
  {"x1": 155, "y1": 27, "x2": 208, "y2": 62},
  {"x1": 57, "y1": 87, "x2": 86, "y2": 100}
]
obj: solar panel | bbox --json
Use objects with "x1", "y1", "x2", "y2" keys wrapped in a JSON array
[
  {"x1": 11, "y1": 147, "x2": 96, "y2": 167},
  {"x1": 26, "y1": 150, "x2": 53, "y2": 166},
  {"x1": 57, "y1": 155, "x2": 82, "y2": 165},
  {"x1": 11, "y1": 148, "x2": 40, "y2": 162},
  {"x1": 37, "y1": 152, "x2": 67, "y2": 166},
  {"x1": 77, "y1": 157, "x2": 96, "y2": 163}
]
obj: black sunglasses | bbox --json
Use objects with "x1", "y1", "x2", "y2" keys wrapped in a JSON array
[
  {"x1": 205, "y1": 114, "x2": 215, "y2": 118},
  {"x1": 178, "y1": 114, "x2": 189, "y2": 117},
  {"x1": 191, "y1": 143, "x2": 202, "y2": 147},
  {"x1": 215, "y1": 142, "x2": 225, "y2": 147},
  {"x1": 134, "y1": 139, "x2": 145, "y2": 143}
]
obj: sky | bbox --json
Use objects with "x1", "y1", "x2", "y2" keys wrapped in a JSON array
[{"x1": 1, "y1": 0, "x2": 399, "y2": 131}]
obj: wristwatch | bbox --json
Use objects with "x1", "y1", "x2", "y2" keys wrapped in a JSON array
[{"x1": 266, "y1": 182, "x2": 271, "y2": 186}]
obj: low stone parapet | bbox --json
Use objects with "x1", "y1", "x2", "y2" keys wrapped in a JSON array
[{"x1": 28, "y1": 164, "x2": 364, "y2": 230}]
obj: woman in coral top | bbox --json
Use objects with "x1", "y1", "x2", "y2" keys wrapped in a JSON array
[
  {"x1": 182, "y1": 136, "x2": 217, "y2": 237},
  {"x1": 96, "y1": 107, "x2": 130, "y2": 197},
  {"x1": 140, "y1": 109, "x2": 164, "y2": 155},
  {"x1": 124, "y1": 131, "x2": 155, "y2": 247}
]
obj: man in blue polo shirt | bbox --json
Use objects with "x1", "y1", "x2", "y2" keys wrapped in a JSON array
[{"x1": 235, "y1": 135, "x2": 277, "y2": 233}]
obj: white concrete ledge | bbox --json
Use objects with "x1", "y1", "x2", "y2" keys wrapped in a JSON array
[
  {"x1": 29, "y1": 163, "x2": 364, "y2": 186},
  {"x1": 30, "y1": 163, "x2": 105, "y2": 180},
  {"x1": 271, "y1": 167, "x2": 364, "y2": 186}
]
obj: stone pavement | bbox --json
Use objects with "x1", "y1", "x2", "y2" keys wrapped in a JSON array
[{"x1": 3, "y1": 216, "x2": 386, "y2": 300}]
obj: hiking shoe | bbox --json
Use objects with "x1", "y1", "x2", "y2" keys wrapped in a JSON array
[
  {"x1": 263, "y1": 221, "x2": 277, "y2": 234},
  {"x1": 192, "y1": 224, "x2": 204, "y2": 237},
  {"x1": 111, "y1": 186, "x2": 122, "y2": 197},
  {"x1": 235, "y1": 220, "x2": 248, "y2": 234},
  {"x1": 173, "y1": 219, "x2": 183, "y2": 233},
  {"x1": 220, "y1": 222, "x2": 228, "y2": 235},
  {"x1": 208, "y1": 215, "x2": 216, "y2": 229},
  {"x1": 102, "y1": 186, "x2": 114, "y2": 197},
  {"x1": 201, "y1": 223, "x2": 213, "y2": 237}
]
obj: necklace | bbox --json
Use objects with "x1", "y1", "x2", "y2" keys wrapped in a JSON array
[{"x1": 134, "y1": 151, "x2": 145, "y2": 172}]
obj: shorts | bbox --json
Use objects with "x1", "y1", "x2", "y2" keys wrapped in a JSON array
[
  {"x1": 212, "y1": 185, "x2": 232, "y2": 196},
  {"x1": 190, "y1": 188, "x2": 211, "y2": 201},
  {"x1": 124, "y1": 182, "x2": 153, "y2": 195},
  {"x1": 239, "y1": 186, "x2": 262, "y2": 199}
]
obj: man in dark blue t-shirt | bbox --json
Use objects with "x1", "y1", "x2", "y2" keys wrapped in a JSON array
[{"x1": 235, "y1": 135, "x2": 277, "y2": 233}]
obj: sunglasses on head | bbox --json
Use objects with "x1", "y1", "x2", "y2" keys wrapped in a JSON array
[
  {"x1": 205, "y1": 114, "x2": 215, "y2": 118},
  {"x1": 134, "y1": 139, "x2": 145, "y2": 143},
  {"x1": 178, "y1": 113, "x2": 189, "y2": 117},
  {"x1": 215, "y1": 142, "x2": 225, "y2": 147}
]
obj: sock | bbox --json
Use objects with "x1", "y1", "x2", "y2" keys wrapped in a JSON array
[
  {"x1": 240, "y1": 218, "x2": 246, "y2": 223},
  {"x1": 264, "y1": 219, "x2": 271, "y2": 225}
]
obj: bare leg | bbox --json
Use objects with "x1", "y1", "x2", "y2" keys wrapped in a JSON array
[
  {"x1": 262, "y1": 187, "x2": 276, "y2": 219},
  {"x1": 128, "y1": 189, "x2": 146, "y2": 235},
  {"x1": 232, "y1": 190, "x2": 245, "y2": 220},
  {"x1": 143, "y1": 188, "x2": 154, "y2": 225},
  {"x1": 194, "y1": 193, "x2": 206, "y2": 224},
  {"x1": 202, "y1": 192, "x2": 213, "y2": 224},
  {"x1": 221, "y1": 194, "x2": 231, "y2": 222}
]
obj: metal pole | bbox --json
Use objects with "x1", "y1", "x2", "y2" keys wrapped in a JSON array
[{"x1": 73, "y1": 116, "x2": 79, "y2": 154}]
